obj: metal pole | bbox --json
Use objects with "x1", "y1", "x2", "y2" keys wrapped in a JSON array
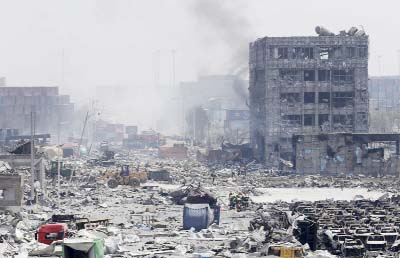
[
  {"x1": 30, "y1": 111, "x2": 35, "y2": 202},
  {"x1": 59, "y1": 47, "x2": 64, "y2": 149},
  {"x1": 182, "y1": 97, "x2": 185, "y2": 139},
  {"x1": 40, "y1": 159, "x2": 46, "y2": 197},
  {"x1": 378, "y1": 55, "x2": 382, "y2": 110},
  {"x1": 193, "y1": 110, "x2": 195, "y2": 145},
  {"x1": 57, "y1": 158, "x2": 61, "y2": 204},
  {"x1": 207, "y1": 122, "x2": 210, "y2": 147},
  {"x1": 57, "y1": 117, "x2": 61, "y2": 146}
]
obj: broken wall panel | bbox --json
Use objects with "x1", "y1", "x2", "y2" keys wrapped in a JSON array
[{"x1": 293, "y1": 133, "x2": 400, "y2": 176}]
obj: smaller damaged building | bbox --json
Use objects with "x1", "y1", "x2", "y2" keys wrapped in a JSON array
[
  {"x1": 0, "y1": 171, "x2": 23, "y2": 211},
  {"x1": 293, "y1": 133, "x2": 400, "y2": 176}
]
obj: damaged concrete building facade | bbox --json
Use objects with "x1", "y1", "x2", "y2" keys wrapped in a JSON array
[
  {"x1": 0, "y1": 86, "x2": 74, "y2": 139},
  {"x1": 249, "y1": 31, "x2": 369, "y2": 167},
  {"x1": 0, "y1": 173, "x2": 23, "y2": 212},
  {"x1": 293, "y1": 133, "x2": 400, "y2": 176}
]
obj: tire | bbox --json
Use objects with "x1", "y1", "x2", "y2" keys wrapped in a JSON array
[
  {"x1": 107, "y1": 179, "x2": 119, "y2": 188},
  {"x1": 129, "y1": 178, "x2": 140, "y2": 187}
]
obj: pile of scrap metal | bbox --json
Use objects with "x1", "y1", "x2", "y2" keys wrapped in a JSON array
[
  {"x1": 49, "y1": 214, "x2": 109, "y2": 231},
  {"x1": 222, "y1": 142, "x2": 253, "y2": 161},
  {"x1": 169, "y1": 183, "x2": 217, "y2": 207},
  {"x1": 228, "y1": 228, "x2": 267, "y2": 254},
  {"x1": 197, "y1": 142, "x2": 253, "y2": 163},
  {"x1": 230, "y1": 207, "x2": 304, "y2": 256},
  {"x1": 249, "y1": 208, "x2": 291, "y2": 243},
  {"x1": 0, "y1": 160, "x2": 14, "y2": 174},
  {"x1": 86, "y1": 150, "x2": 115, "y2": 167},
  {"x1": 292, "y1": 216, "x2": 319, "y2": 251}
]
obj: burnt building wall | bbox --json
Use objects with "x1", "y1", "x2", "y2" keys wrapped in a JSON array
[{"x1": 249, "y1": 35, "x2": 369, "y2": 166}]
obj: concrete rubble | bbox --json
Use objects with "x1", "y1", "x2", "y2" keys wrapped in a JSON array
[{"x1": 0, "y1": 147, "x2": 399, "y2": 258}]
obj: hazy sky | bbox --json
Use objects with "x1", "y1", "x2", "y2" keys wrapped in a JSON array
[{"x1": 0, "y1": 0, "x2": 398, "y2": 127}]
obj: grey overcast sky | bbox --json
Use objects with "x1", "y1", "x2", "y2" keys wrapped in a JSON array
[{"x1": 0, "y1": 0, "x2": 398, "y2": 109}]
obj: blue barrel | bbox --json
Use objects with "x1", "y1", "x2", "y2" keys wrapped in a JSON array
[{"x1": 183, "y1": 204, "x2": 213, "y2": 231}]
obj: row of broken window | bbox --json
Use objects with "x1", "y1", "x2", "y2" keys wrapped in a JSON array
[
  {"x1": 281, "y1": 114, "x2": 358, "y2": 127},
  {"x1": 281, "y1": 92, "x2": 354, "y2": 108},
  {"x1": 279, "y1": 69, "x2": 354, "y2": 83},
  {"x1": 271, "y1": 46, "x2": 367, "y2": 60}
]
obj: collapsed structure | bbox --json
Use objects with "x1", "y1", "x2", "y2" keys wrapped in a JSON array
[
  {"x1": 249, "y1": 26, "x2": 369, "y2": 167},
  {"x1": 293, "y1": 133, "x2": 400, "y2": 176}
]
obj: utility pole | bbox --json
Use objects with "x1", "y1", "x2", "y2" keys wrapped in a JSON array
[
  {"x1": 182, "y1": 97, "x2": 185, "y2": 139},
  {"x1": 57, "y1": 156, "x2": 61, "y2": 204},
  {"x1": 30, "y1": 111, "x2": 35, "y2": 203},
  {"x1": 207, "y1": 122, "x2": 210, "y2": 147},
  {"x1": 57, "y1": 114, "x2": 61, "y2": 146},
  {"x1": 192, "y1": 109, "x2": 196, "y2": 146}
]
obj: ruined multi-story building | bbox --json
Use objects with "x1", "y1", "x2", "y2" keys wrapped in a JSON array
[
  {"x1": 249, "y1": 28, "x2": 369, "y2": 166},
  {"x1": 0, "y1": 86, "x2": 74, "y2": 139}
]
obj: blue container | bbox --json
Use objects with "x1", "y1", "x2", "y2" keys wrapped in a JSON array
[{"x1": 183, "y1": 204, "x2": 214, "y2": 231}]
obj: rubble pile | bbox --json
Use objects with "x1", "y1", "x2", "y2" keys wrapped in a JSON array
[
  {"x1": 286, "y1": 196, "x2": 400, "y2": 257},
  {"x1": 1, "y1": 149, "x2": 400, "y2": 257}
]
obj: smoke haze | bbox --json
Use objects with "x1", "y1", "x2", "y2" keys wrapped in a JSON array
[{"x1": 0, "y1": 0, "x2": 399, "y2": 132}]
